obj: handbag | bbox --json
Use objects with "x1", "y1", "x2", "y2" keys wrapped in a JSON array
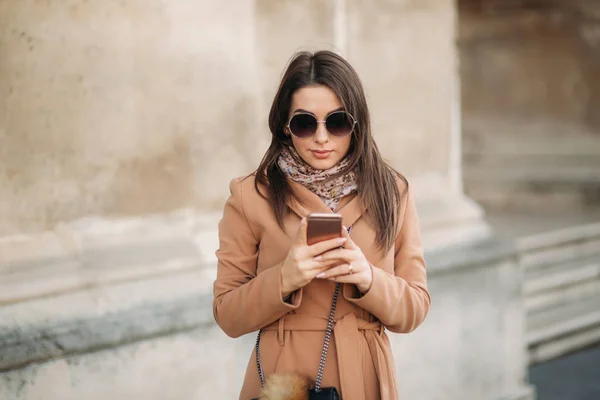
[{"x1": 253, "y1": 282, "x2": 341, "y2": 400}]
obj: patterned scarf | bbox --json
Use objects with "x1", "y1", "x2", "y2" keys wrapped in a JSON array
[{"x1": 277, "y1": 146, "x2": 358, "y2": 211}]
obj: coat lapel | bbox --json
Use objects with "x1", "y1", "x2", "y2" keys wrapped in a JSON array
[{"x1": 287, "y1": 180, "x2": 365, "y2": 229}]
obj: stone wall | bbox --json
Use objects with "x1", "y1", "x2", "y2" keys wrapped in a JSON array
[
  {"x1": 346, "y1": 0, "x2": 457, "y2": 178},
  {"x1": 458, "y1": 0, "x2": 600, "y2": 210},
  {"x1": 0, "y1": 1, "x2": 525, "y2": 399},
  {"x1": 0, "y1": 1, "x2": 261, "y2": 236},
  {"x1": 0, "y1": 234, "x2": 535, "y2": 400},
  {"x1": 460, "y1": 0, "x2": 600, "y2": 127},
  {"x1": 0, "y1": 0, "x2": 461, "y2": 237}
]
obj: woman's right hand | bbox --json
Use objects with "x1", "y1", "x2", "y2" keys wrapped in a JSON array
[{"x1": 280, "y1": 218, "x2": 347, "y2": 298}]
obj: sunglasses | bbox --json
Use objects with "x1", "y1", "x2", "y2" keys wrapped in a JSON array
[{"x1": 286, "y1": 111, "x2": 357, "y2": 139}]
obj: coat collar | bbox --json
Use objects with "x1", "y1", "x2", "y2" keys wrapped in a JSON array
[{"x1": 287, "y1": 180, "x2": 365, "y2": 228}]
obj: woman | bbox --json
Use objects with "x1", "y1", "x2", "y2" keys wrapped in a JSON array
[{"x1": 213, "y1": 50, "x2": 430, "y2": 400}]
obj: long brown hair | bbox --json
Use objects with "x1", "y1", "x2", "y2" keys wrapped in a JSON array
[{"x1": 254, "y1": 50, "x2": 407, "y2": 252}]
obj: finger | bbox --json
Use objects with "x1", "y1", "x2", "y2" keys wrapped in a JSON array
[
  {"x1": 302, "y1": 258, "x2": 343, "y2": 271},
  {"x1": 295, "y1": 218, "x2": 308, "y2": 245},
  {"x1": 315, "y1": 264, "x2": 352, "y2": 279},
  {"x1": 306, "y1": 236, "x2": 347, "y2": 257},
  {"x1": 310, "y1": 262, "x2": 341, "y2": 279},
  {"x1": 341, "y1": 226, "x2": 359, "y2": 249},
  {"x1": 314, "y1": 248, "x2": 355, "y2": 263},
  {"x1": 344, "y1": 236, "x2": 358, "y2": 250},
  {"x1": 326, "y1": 272, "x2": 361, "y2": 284}
]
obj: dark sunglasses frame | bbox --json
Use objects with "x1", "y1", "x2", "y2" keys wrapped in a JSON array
[{"x1": 286, "y1": 110, "x2": 357, "y2": 139}]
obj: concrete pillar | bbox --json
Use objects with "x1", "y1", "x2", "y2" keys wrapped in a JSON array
[
  {"x1": 253, "y1": 0, "x2": 490, "y2": 250},
  {"x1": 344, "y1": 0, "x2": 490, "y2": 249},
  {"x1": 0, "y1": 0, "x2": 261, "y2": 237}
]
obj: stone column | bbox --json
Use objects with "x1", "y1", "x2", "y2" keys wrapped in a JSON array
[
  {"x1": 0, "y1": 0, "x2": 260, "y2": 237},
  {"x1": 253, "y1": 0, "x2": 490, "y2": 250},
  {"x1": 345, "y1": 0, "x2": 491, "y2": 249},
  {"x1": 0, "y1": 1, "x2": 258, "y2": 394}
]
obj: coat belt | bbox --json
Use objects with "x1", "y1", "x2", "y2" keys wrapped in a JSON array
[{"x1": 262, "y1": 313, "x2": 398, "y2": 400}]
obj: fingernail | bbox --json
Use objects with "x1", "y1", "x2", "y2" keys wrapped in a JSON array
[{"x1": 316, "y1": 272, "x2": 325, "y2": 279}]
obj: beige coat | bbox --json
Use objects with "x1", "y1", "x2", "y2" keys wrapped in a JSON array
[{"x1": 213, "y1": 174, "x2": 430, "y2": 400}]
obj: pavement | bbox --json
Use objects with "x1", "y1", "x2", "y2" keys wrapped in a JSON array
[{"x1": 529, "y1": 344, "x2": 600, "y2": 400}]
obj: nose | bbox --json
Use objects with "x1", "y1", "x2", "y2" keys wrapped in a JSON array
[{"x1": 314, "y1": 121, "x2": 329, "y2": 144}]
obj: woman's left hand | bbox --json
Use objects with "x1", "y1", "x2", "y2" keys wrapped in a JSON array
[{"x1": 314, "y1": 228, "x2": 373, "y2": 293}]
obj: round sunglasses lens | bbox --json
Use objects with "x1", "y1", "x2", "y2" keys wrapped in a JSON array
[
  {"x1": 289, "y1": 114, "x2": 317, "y2": 138},
  {"x1": 326, "y1": 112, "x2": 354, "y2": 137}
]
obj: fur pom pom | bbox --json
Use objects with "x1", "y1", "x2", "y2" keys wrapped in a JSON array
[{"x1": 258, "y1": 373, "x2": 311, "y2": 400}]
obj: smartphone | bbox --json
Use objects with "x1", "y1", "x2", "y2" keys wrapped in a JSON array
[{"x1": 306, "y1": 213, "x2": 343, "y2": 246}]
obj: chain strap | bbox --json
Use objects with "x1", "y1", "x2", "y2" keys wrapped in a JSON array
[
  {"x1": 256, "y1": 225, "x2": 351, "y2": 390},
  {"x1": 313, "y1": 281, "x2": 340, "y2": 392},
  {"x1": 256, "y1": 328, "x2": 265, "y2": 387}
]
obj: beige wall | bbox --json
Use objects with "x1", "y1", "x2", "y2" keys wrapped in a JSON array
[
  {"x1": 0, "y1": 0, "x2": 458, "y2": 237},
  {"x1": 458, "y1": 1, "x2": 600, "y2": 210},
  {"x1": 459, "y1": 2, "x2": 600, "y2": 128},
  {"x1": 347, "y1": 0, "x2": 456, "y2": 177},
  {"x1": 0, "y1": 1, "x2": 260, "y2": 236}
]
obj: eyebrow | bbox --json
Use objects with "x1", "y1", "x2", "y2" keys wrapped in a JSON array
[{"x1": 292, "y1": 107, "x2": 345, "y2": 116}]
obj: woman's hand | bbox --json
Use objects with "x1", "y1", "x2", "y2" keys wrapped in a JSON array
[
  {"x1": 280, "y1": 218, "x2": 348, "y2": 298},
  {"x1": 314, "y1": 228, "x2": 373, "y2": 293}
]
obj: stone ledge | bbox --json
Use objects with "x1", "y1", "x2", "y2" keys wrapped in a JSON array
[
  {"x1": 529, "y1": 324, "x2": 600, "y2": 364},
  {"x1": 526, "y1": 277, "x2": 600, "y2": 314},
  {"x1": 0, "y1": 268, "x2": 215, "y2": 372},
  {"x1": 518, "y1": 221, "x2": 600, "y2": 253},
  {"x1": 0, "y1": 236, "x2": 522, "y2": 373},
  {"x1": 426, "y1": 236, "x2": 518, "y2": 276},
  {"x1": 0, "y1": 240, "x2": 533, "y2": 400},
  {"x1": 0, "y1": 196, "x2": 500, "y2": 299},
  {"x1": 0, "y1": 209, "x2": 220, "y2": 305},
  {"x1": 464, "y1": 164, "x2": 600, "y2": 184},
  {"x1": 527, "y1": 292, "x2": 600, "y2": 345},
  {"x1": 520, "y1": 239, "x2": 600, "y2": 273},
  {"x1": 0, "y1": 294, "x2": 214, "y2": 373},
  {"x1": 0, "y1": 209, "x2": 221, "y2": 267}
]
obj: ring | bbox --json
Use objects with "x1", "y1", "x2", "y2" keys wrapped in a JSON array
[{"x1": 348, "y1": 265, "x2": 353, "y2": 275}]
